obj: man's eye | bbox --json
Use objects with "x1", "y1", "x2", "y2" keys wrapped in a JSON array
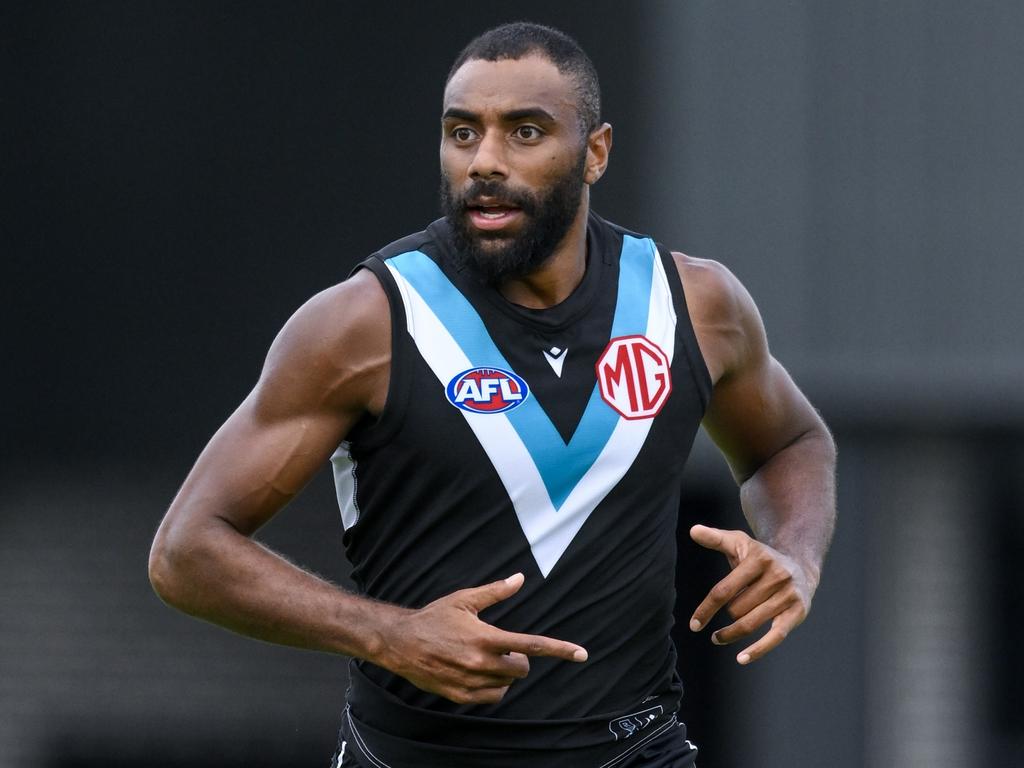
[
  {"x1": 452, "y1": 127, "x2": 475, "y2": 142},
  {"x1": 515, "y1": 126, "x2": 541, "y2": 140}
]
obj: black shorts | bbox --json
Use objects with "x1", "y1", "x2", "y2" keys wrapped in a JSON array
[{"x1": 330, "y1": 721, "x2": 698, "y2": 768}]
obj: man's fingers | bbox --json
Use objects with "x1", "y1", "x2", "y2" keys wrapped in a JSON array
[
  {"x1": 489, "y1": 651, "x2": 531, "y2": 679},
  {"x1": 723, "y1": 572, "x2": 788, "y2": 620},
  {"x1": 709, "y1": 590, "x2": 790, "y2": 646},
  {"x1": 454, "y1": 669, "x2": 520, "y2": 690},
  {"x1": 735, "y1": 606, "x2": 804, "y2": 665},
  {"x1": 690, "y1": 525, "x2": 752, "y2": 570},
  {"x1": 689, "y1": 524, "x2": 734, "y2": 554},
  {"x1": 494, "y1": 629, "x2": 588, "y2": 662},
  {"x1": 459, "y1": 572, "x2": 526, "y2": 613},
  {"x1": 688, "y1": 559, "x2": 760, "y2": 632}
]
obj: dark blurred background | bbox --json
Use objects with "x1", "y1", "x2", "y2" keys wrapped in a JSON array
[{"x1": 3, "y1": 2, "x2": 1022, "y2": 767}]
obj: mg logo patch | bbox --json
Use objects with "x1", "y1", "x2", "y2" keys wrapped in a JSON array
[
  {"x1": 596, "y1": 335, "x2": 672, "y2": 420},
  {"x1": 445, "y1": 367, "x2": 530, "y2": 414}
]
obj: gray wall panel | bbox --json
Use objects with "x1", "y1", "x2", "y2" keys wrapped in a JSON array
[
  {"x1": 646, "y1": 1, "x2": 1024, "y2": 420},
  {"x1": 644, "y1": 2, "x2": 1024, "y2": 766}
]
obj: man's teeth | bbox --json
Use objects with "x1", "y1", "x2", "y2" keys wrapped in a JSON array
[{"x1": 480, "y1": 210, "x2": 506, "y2": 219}]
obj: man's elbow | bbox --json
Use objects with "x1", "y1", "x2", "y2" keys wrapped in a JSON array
[
  {"x1": 810, "y1": 419, "x2": 837, "y2": 466},
  {"x1": 148, "y1": 522, "x2": 193, "y2": 608}
]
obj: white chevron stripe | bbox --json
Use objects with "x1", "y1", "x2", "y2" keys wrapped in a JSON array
[{"x1": 384, "y1": 247, "x2": 675, "y2": 577}]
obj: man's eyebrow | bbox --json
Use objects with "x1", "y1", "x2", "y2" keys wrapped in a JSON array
[
  {"x1": 501, "y1": 107, "x2": 557, "y2": 123},
  {"x1": 441, "y1": 107, "x2": 479, "y2": 123},
  {"x1": 441, "y1": 106, "x2": 558, "y2": 124}
]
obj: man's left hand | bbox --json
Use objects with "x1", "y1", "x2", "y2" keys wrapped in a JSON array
[{"x1": 687, "y1": 524, "x2": 816, "y2": 665}]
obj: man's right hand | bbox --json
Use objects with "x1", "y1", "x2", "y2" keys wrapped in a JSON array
[{"x1": 377, "y1": 573, "x2": 588, "y2": 705}]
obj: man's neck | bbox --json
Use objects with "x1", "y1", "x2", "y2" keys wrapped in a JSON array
[{"x1": 496, "y1": 201, "x2": 590, "y2": 309}]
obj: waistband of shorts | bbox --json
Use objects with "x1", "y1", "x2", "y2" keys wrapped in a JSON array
[{"x1": 345, "y1": 661, "x2": 680, "y2": 753}]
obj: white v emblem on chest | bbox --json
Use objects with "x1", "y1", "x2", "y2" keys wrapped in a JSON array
[
  {"x1": 543, "y1": 346, "x2": 567, "y2": 377},
  {"x1": 386, "y1": 236, "x2": 676, "y2": 577}
]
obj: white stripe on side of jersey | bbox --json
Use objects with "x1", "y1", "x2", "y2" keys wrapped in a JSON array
[
  {"x1": 330, "y1": 441, "x2": 360, "y2": 530},
  {"x1": 384, "y1": 250, "x2": 675, "y2": 577}
]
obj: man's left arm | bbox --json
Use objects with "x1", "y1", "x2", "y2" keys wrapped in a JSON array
[{"x1": 678, "y1": 253, "x2": 837, "y2": 664}]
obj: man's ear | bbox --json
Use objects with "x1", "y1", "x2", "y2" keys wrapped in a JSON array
[{"x1": 584, "y1": 123, "x2": 613, "y2": 185}]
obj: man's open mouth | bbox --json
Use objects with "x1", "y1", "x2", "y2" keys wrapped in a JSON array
[
  {"x1": 473, "y1": 205, "x2": 517, "y2": 219},
  {"x1": 466, "y1": 202, "x2": 523, "y2": 230}
]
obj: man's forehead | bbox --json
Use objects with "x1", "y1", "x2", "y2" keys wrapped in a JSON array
[{"x1": 443, "y1": 54, "x2": 576, "y2": 116}]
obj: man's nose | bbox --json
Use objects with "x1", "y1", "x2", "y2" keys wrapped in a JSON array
[{"x1": 467, "y1": 130, "x2": 508, "y2": 180}]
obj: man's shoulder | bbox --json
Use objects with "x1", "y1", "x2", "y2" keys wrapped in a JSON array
[
  {"x1": 253, "y1": 268, "x2": 391, "y2": 417},
  {"x1": 283, "y1": 270, "x2": 390, "y2": 361},
  {"x1": 669, "y1": 251, "x2": 767, "y2": 384},
  {"x1": 303, "y1": 218, "x2": 450, "y2": 335},
  {"x1": 588, "y1": 212, "x2": 747, "y2": 327},
  {"x1": 671, "y1": 252, "x2": 744, "y2": 313}
]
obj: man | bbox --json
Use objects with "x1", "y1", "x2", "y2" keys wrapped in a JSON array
[{"x1": 150, "y1": 22, "x2": 835, "y2": 768}]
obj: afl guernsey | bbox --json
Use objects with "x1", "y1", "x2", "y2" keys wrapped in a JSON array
[{"x1": 331, "y1": 212, "x2": 711, "y2": 767}]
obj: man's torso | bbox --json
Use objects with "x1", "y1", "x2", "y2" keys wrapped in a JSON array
[{"x1": 330, "y1": 212, "x2": 710, "y2": 764}]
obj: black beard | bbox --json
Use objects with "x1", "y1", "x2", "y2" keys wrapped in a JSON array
[{"x1": 439, "y1": 151, "x2": 587, "y2": 285}]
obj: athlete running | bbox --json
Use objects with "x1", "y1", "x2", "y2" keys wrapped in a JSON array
[{"x1": 149, "y1": 22, "x2": 836, "y2": 767}]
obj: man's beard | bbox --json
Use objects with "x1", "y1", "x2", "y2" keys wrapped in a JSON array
[{"x1": 439, "y1": 151, "x2": 587, "y2": 285}]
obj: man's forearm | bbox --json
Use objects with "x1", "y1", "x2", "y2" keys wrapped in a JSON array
[
  {"x1": 739, "y1": 426, "x2": 837, "y2": 586},
  {"x1": 149, "y1": 518, "x2": 402, "y2": 662},
  {"x1": 149, "y1": 518, "x2": 590, "y2": 705}
]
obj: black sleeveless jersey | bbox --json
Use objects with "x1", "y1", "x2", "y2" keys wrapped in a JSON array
[{"x1": 331, "y1": 212, "x2": 712, "y2": 766}]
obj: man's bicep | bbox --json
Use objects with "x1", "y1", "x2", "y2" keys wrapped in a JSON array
[
  {"x1": 164, "y1": 276, "x2": 387, "y2": 536},
  {"x1": 173, "y1": 390, "x2": 355, "y2": 536}
]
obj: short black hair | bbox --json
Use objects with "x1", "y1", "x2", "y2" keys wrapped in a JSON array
[{"x1": 446, "y1": 22, "x2": 601, "y2": 135}]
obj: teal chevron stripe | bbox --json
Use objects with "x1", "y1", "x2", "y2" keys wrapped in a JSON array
[{"x1": 389, "y1": 234, "x2": 656, "y2": 509}]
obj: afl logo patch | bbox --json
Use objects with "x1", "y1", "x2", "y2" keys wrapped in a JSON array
[
  {"x1": 596, "y1": 335, "x2": 672, "y2": 420},
  {"x1": 445, "y1": 367, "x2": 530, "y2": 414}
]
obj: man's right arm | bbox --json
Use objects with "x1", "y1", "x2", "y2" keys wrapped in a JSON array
[
  {"x1": 148, "y1": 270, "x2": 395, "y2": 657},
  {"x1": 148, "y1": 270, "x2": 586, "y2": 704}
]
